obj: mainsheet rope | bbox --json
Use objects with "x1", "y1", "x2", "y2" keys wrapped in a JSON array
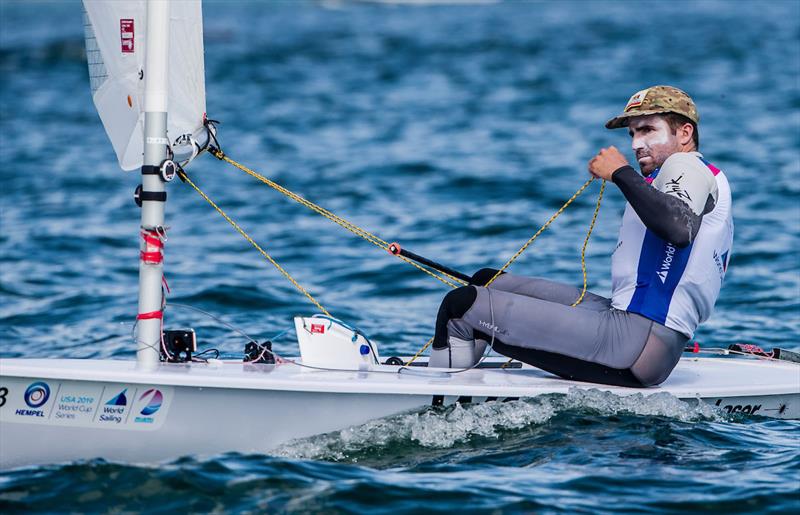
[
  {"x1": 190, "y1": 150, "x2": 606, "y2": 364},
  {"x1": 177, "y1": 168, "x2": 332, "y2": 317},
  {"x1": 210, "y1": 148, "x2": 464, "y2": 289},
  {"x1": 407, "y1": 178, "x2": 606, "y2": 365}
]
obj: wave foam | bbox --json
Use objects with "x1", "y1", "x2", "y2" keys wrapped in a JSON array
[
  {"x1": 562, "y1": 388, "x2": 721, "y2": 422},
  {"x1": 275, "y1": 389, "x2": 721, "y2": 460}
]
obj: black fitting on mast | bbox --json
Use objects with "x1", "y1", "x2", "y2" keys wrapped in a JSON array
[
  {"x1": 136, "y1": 160, "x2": 172, "y2": 207},
  {"x1": 134, "y1": 184, "x2": 167, "y2": 207},
  {"x1": 142, "y1": 161, "x2": 177, "y2": 182}
]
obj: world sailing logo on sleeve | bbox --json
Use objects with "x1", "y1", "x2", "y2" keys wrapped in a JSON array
[{"x1": 656, "y1": 243, "x2": 677, "y2": 283}]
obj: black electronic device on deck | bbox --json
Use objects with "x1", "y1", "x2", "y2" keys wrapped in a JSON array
[
  {"x1": 244, "y1": 340, "x2": 275, "y2": 364},
  {"x1": 161, "y1": 329, "x2": 197, "y2": 363}
]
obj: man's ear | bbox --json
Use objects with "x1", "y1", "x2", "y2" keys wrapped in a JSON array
[{"x1": 677, "y1": 122, "x2": 694, "y2": 147}]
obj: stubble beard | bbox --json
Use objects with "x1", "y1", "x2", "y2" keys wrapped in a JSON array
[{"x1": 637, "y1": 144, "x2": 678, "y2": 176}]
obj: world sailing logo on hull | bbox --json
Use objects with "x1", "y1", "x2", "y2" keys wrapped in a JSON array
[
  {"x1": 99, "y1": 388, "x2": 128, "y2": 425},
  {"x1": 106, "y1": 389, "x2": 128, "y2": 407}
]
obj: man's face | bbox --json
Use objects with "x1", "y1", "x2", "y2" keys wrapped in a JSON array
[{"x1": 628, "y1": 115, "x2": 680, "y2": 175}]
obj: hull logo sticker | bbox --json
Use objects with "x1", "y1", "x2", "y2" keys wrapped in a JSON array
[
  {"x1": 24, "y1": 382, "x2": 50, "y2": 408},
  {"x1": 0, "y1": 379, "x2": 172, "y2": 431}
]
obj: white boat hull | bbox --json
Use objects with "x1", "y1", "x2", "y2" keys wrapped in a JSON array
[{"x1": 1, "y1": 356, "x2": 798, "y2": 469}]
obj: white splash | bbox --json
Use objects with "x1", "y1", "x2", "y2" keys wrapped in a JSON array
[
  {"x1": 274, "y1": 389, "x2": 721, "y2": 460},
  {"x1": 562, "y1": 387, "x2": 721, "y2": 422}
]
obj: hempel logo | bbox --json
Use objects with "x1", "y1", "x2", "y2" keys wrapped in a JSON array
[
  {"x1": 657, "y1": 243, "x2": 677, "y2": 283},
  {"x1": 14, "y1": 381, "x2": 51, "y2": 418}
]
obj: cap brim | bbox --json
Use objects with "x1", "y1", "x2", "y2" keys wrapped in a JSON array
[{"x1": 604, "y1": 109, "x2": 676, "y2": 129}]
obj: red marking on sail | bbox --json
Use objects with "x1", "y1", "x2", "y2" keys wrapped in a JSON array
[{"x1": 120, "y1": 19, "x2": 134, "y2": 53}]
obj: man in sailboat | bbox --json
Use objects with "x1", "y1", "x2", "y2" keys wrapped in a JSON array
[{"x1": 429, "y1": 85, "x2": 734, "y2": 387}]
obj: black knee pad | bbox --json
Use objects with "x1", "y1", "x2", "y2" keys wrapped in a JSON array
[
  {"x1": 441, "y1": 286, "x2": 478, "y2": 318},
  {"x1": 470, "y1": 267, "x2": 503, "y2": 286},
  {"x1": 434, "y1": 286, "x2": 478, "y2": 349}
]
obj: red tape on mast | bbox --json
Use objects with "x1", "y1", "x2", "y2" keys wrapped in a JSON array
[
  {"x1": 140, "y1": 229, "x2": 165, "y2": 264},
  {"x1": 137, "y1": 310, "x2": 163, "y2": 320}
]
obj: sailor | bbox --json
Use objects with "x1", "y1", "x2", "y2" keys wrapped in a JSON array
[{"x1": 429, "y1": 85, "x2": 734, "y2": 387}]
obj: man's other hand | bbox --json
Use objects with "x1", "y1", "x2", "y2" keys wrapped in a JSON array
[{"x1": 588, "y1": 146, "x2": 629, "y2": 181}]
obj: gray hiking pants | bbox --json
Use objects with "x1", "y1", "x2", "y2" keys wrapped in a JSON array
[{"x1": 430, "y1": 270, "x2": 688, "y2": 387}]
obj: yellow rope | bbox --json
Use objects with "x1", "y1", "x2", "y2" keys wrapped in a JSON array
[
  {"x1": 405, "y1": 178, "x2": 606, "y2": 366},
  {"x1": 202, "y1": 149, "x2": 605, "y2": 367},
  {"x1": 571, "y1": 179, "x2": 606, "y2": 307},
  {"x1": 482, "y1": 177, "x2": 597, "y2": 288},
  {"x1": 211, "y1": 148, "x2": 465, "y2": 288},
  {"x1": 405, "y1": 337, "x2": 435, "y2": 366},
  {"x1": 497, "y1": 179, "x2": 606, "y2": 369},
  {"x1": 178, "y1": 169, "x2": 332, "y2": 317}
]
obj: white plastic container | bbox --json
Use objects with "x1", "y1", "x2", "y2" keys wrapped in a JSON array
[{"x1": 294, "y1": 316, "x2": 380, "y2": 370}]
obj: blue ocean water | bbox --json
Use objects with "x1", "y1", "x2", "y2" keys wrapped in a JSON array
[{"x1": 1, "y1": 0, "x2": 799, "y2": 512}]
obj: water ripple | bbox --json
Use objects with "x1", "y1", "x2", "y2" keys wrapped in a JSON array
[{"x1": 1, "y1": 0, "x2": 799, "y2": 512}]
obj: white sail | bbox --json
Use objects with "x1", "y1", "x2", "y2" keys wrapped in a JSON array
[{"x1": 82, "y1": 0, "x2": 206, "y2": 171}]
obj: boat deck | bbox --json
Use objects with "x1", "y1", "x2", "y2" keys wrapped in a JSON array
[{"x1": 2, "y1": 356, "x2": 798, "y2": 400}]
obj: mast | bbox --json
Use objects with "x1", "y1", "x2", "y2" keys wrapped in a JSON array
[{"x1": 136, "y1": 0, "x2": 171, "y2": 370}]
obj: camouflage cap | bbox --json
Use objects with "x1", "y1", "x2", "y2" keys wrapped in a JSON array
[{"x1": 605, "y1": 85, "x2": 699, "y2": 129}]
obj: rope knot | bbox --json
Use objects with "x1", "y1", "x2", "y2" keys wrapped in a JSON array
[{"x1": 210, "y1": 147, "x2": 226, "y2": 161}]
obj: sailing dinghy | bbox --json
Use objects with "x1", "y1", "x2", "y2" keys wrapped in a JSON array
[{"x1": 1, "y1": 0, "x2": 798, "y2": 470}]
